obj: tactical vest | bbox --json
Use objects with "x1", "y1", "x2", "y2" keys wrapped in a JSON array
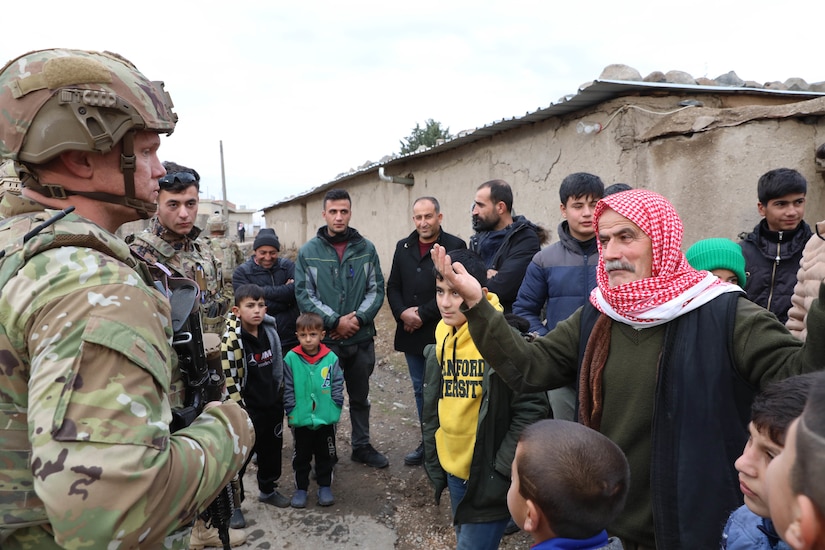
[
  {"x1": 205, "y1": 236, "x2": 241, "y2": 282},
  {"x1": 0, "y1": 209, "x2": 166, "y2": 535},
  {"x1": 128, "y1": 231, "x2": 229, "y2": 334}
]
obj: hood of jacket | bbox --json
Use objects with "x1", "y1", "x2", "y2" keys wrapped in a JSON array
[
  {"x1": 557, "y1": 220, "x2": 598, "y2": 254},
  {"x1": 290, "y1": 342, "x2": 334, "y2": 364}
]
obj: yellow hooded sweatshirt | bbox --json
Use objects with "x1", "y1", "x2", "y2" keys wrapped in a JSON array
[{"x1": 434, "y1": 292, "x2": 502, "y2": 479}]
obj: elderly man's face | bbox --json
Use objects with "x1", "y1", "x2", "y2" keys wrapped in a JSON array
[{"x1": 598, "y1": 208, "x2": 653, "y2": 287}]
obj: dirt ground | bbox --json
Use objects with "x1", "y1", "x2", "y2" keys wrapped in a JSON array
[{"x1": 237, "y1": 303, "x2": 533, "y2": 549}]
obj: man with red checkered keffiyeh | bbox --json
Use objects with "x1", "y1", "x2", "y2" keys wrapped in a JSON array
[
  {"x1": 590, "y1": 190, "x2": 739, "y2": 326},
  {"x1": 431, "y1": 189, "x2": 825, "y2": 550}
]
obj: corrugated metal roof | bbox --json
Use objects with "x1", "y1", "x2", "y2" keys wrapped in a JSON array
[{"x1": 263, "y1": 80, "x2": 825, "y2": 210}]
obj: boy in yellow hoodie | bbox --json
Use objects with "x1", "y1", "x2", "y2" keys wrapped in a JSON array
[{"x1": 422, "y1": 248, "x2": 548, "y2": 550}]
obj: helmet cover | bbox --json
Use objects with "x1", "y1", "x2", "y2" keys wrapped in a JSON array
[
  {"x1": 207, "y1": 213, "x2": 228, "y2": 233},
  {"x1": 0, "y1": 48, "x2": 177, "y2": 163}
]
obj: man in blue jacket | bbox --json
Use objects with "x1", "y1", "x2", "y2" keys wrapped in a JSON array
[
  {"x1": 513, "y1": 172, "x2": 604, "y2": 420},
  {"x1": 295, "y1": 189, "x2": 388, "y2": 468}
]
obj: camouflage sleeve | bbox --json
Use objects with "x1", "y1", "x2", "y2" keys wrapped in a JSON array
[
  {"x1": 10, "y1": 251, "x2": 253, "y2": 548},
  {"x1": 233, "y1": 243, "x2": 245, "y2": 266}
]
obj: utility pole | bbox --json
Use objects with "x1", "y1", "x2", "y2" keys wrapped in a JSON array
[{"x1": 219, "y1": 140, "x2": 228, "y2": 219}]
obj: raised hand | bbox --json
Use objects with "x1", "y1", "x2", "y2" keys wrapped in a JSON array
[{"x1": 431, "y1": 244, "x2": 484, "y2": 308}]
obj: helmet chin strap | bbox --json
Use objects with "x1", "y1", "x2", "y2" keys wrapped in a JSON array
[
  {"x1": 19, "y1": 131, "x2": 158, "y2": 219},
  {"x1": 117, "y1": 131, "x2": 157, "y2": 219}
]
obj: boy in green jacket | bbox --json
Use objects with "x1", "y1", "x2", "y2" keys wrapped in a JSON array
[
  {"x1": 284, "y1": 312, "x2": 344, "y2": 508},
  {"x1": 422, "y1": 249, "x2": 548, "y2": 550}
]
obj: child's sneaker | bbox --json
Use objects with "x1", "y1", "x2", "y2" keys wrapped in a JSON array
[
  {"x1": 291, "y1": 489, "x2": 308, "y2": 508},
  {"x1": 317, "y1": 486, "x2": 335, "y2": 506}
]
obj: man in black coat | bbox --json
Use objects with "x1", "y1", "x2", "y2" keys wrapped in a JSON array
[{"x1": 386, "y1": 196, "x2": 466, "y2": 465}]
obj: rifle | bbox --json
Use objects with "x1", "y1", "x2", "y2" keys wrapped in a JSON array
[{"x1": 168, "y1": 278, "x2": 234, "y2": 550}]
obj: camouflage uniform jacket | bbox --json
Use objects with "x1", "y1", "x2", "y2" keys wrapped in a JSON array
[
  {"x1": 127, "y1": 219, "x2": 229, "y2": 334},
  {"x1": 201, "y1": 234, "x2": 245, "y2": 284},
  {"x1": 0, "y1": 194, "x2": 254, "y2": 549}
]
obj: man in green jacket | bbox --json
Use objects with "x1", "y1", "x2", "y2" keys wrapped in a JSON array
[
  {"x1": 295, "y1": 188, "x2": 388, "y2": 468},
  {"x1": 432, "y1": 189, "x2": 825, "y2": 550}
]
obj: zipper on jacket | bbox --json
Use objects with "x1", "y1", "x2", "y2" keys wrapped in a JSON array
[{"x1": 767, "y1": 232, "x2": 782, "y2": 312}]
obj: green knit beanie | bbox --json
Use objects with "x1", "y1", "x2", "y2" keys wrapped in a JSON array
[{"x1": 685, "y1": 238, "x2": 746, "y2": 287}]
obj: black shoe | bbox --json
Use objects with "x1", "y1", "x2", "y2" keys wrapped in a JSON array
[
  {"x1": 503, "y1": 517, "x2": 520, "y2": 536},
  {"x1": 404, "y1": 441, "x2": 424, "y2": 466},
  {"x1": 230, "y1": 507, "x2": 246, "y2": 529},
  {"x1": 258, "y1": 490, "x2": 290, "y2": 508},
  {"x1": 351, "y1": 444, "x2": 389, "y2": 468}
]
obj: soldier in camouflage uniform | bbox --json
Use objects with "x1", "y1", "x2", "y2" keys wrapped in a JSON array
[
  {"x1": 0, "y1": 49, "x2": 254, "y2": 549},
  {"x1": 201, "y1": 212, "x2": 245, "y2": 302},
  {"x1": 127, "y1": 165, "x2": 230, "y2": 335}
]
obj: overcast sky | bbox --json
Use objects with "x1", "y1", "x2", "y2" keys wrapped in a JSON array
[{"x1": 4, "y1": 1, "x2": 821, "y2": 213}]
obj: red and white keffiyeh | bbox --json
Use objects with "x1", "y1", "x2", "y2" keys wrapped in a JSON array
[{"x1": 589, "y1": 189, "x2": 741, "y2": 328}]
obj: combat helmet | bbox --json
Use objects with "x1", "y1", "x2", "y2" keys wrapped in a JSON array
[
  {"x1": 207, "y1": 212, "x2": 228, "y2": 234},
  {"x1": 0, "y1": 48, "x2": 177, "y2": 217}
]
